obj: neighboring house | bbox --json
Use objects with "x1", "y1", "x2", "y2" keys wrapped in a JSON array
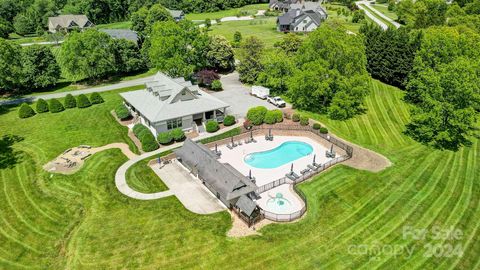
[
  {"x1": 167, "y1": 9, "x2": 185, "y2": 22},
  {"x1": 99, "y1": 29, "x2": 139, "y2": 44},
  {"x1": 175, "y1": 139, "x2": 261, "y2": 225},
  {"x1": 48, "y1": 15, "x2": 94, "y2": 33},
  {"x1": 120, "y1": 72, "x2": 229, "y2": 136},
  {"x1": 269, "y1": 0, "x2": 302, "y2": 12},
  {"x1": 274, "y1": 1, "x2": 328, "y2": 32}
]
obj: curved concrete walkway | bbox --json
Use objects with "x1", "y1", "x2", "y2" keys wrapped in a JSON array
[{"x1": 114, "y1": 123, "x2": 243, "y2": 200}]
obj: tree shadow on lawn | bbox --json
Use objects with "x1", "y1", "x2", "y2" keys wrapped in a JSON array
[{"x1": 0, "y1": 134, "x2": 25, "y2": 169}]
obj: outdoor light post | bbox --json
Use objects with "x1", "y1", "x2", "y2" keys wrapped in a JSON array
[{"x1": 313, "y1": 154, "x2": 316, "y2": 164}]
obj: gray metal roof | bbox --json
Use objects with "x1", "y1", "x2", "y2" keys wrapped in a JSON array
[
  {"x1": 235, "y1": 195, "x2": 257, "y2": 216},
  {"x1": 167, "y1": 9, "x2": 184, "y2": 18},
  {"x1": 120, "y1": 72, "x2": 229, "y2": 123},
  {"x1": 99, "y1": 29, "x2": 138, "y2": 43},
  {"x1": 175, "y1": 139, "x2": 257, "y2": 202}
]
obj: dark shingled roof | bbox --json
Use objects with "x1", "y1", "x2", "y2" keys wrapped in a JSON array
[
  {"x1": 235, "y1": 195, "x2": 258, "y2": 216},
  {"x1": 175, "y1": 139, "x2": 257, "y2": 202},
  {"x1": 99, "y1": 29, "x2": 139, "y2": 43}
]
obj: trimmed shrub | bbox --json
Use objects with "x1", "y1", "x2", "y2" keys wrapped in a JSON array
[
  {"x1": 137, "y1": 128, "x2": 151, "y2": 141},
  {"x1": 64, "y1": 94, "x2": 76, "y2": 108},
  {"x1": 77, "y1": 94, "x2": 91, "y2": 108},
  {"x1": 300, "y1": 116, "x2": 309, "y2": 126},
  {"x1": 133, "y1": 124, "x2": 145, "y2": 137},
  {"x1": 140, "y1": 132, "x2": 159, "y2": 152},
  {"x1": 272, "y1": 109, "x2": 283, "y2": 123},
  {"x1": 171, "y1": 128, "x2": 185, "y2": 142},
  {"x1": 243, "y1": 119, "x2": 252, "y2": 129},
  {"x1": 319, "y1": 127, "x2": 328, "y2": 134},
  {"x1": 157, "y1": 131, "x2": 173, "y2": 145},
  {"x1": 264, "y1": 110, "x2": 277, "y2": 124},
  {"x1": 246, "y1": 106, "x2": 268, "y2": 125},
  {"x1": 292, "y1": 113, "x2": 300, "y2": 122},
  {"x1": 36, "y1": 98, "x2": 49, "y2": 113},
  {"x1": 211, "y1": 80, "x2": 222, "y2": 91},
  {"x1": 90, "y1": 92, "x2": 104, "y2": 104},
  {"x1": 206, "y1": 120, "x2": 219, "y2": 133},
  {"x1": 312, "y1": 123, "x2": 321, "y2": 130},
  {"x1": 223, "y1": 115, "x2": 236, "y2": 126},
  {"x1": 115, "y1": 104, "x2": 131, "y2": 120},
  {"x1": 18, "y1": 103, "x2": 35, "y2": 118},
  {"x1": 49, "y1": 98, "x2": 64, "y2": 113}
]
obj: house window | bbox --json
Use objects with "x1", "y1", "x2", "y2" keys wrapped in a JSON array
[{"x1": 167, "y1": 118, "x2": 183, "y2": 130}]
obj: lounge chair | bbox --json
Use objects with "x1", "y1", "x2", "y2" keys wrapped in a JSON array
[
  {"x1": 286, "y1": 173, "x2": 297, "y2": 181},
  {"x1": 292, "y1": 172, "x2": 300, "y2": 179},
  {"x1": 307, "y1": 164, "x2": 317, "y2": 171},
  {"x1": 227, "y1": 144, "x2": 233, "y2": 150},
  {"x1": 237, "y1": 141, "x2": 242, "y2": 146}
]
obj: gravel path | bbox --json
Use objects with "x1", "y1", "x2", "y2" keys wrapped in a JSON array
[{"x1": 0, "y1": 75, "x2": 155, "y2": 106}]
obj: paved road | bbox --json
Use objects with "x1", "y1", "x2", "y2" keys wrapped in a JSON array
[
  {"x1": 356, "y1": 1, "x2": 388, "y2": 30},
  {"x1": 367, "y1": 3, "x2": 401, "y2": 28},
  {"x1": 114, "y1": 123, "x2": 242, "y2": 200},
  {"x1": 20, "y1": 40, "x2": 64, "y2": 47},
  {"x1": 0, "y1": 75, "x2": 155, "y2": 106}
]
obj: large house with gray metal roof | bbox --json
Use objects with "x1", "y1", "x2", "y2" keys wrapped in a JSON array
[
  {"x1": 274, "y1": 1, "x2": 328, "y2": 32},
  {"x1": 120, "y1": 72, "x2": 229, "y2": 136},
  {"x1": 175, "y1": 139, "x2": 261, "y2": 225},
  {"x1": 48, "y1": 15, "x2": 94, "y2": 33},
  {"x1": 99, "y1": 29, "x2": 139, "y2": 44}
]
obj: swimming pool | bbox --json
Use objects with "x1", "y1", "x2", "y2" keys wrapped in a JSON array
[{"x1": 244, "y1": 141, "x2": 313, "y2": 169}]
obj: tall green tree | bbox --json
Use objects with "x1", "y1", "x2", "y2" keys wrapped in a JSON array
[
  {"x1": 413, "y1": 0, "x2": 448, "y2": 28},
  {"x1": 111, "y1": 39, "x2": 147, "y2": 73},
  {"x1": 256, "y1": 50, "x2": 295, "y2": 94},
  {"x1": 273, "y1": 33, "x2": 303, "y2": 55},
  {"x1": 21, "y1": 45, "x2": 61, "y2": 90},
  {"x1": 57, "y1": 29, "x2": 116, "y2": 81},
  {"x1": 206, "y1": 35, "x2": 235, "y2": 71},
  {"x1": 237, "y1": 36, "x2": 264, "y2": 84},
  {"x1": 0, "y1": 39, "x2": 22, "y2": 93},
  {"x1": 149, "y1": 20, "x2": 209, "y2": 78}
]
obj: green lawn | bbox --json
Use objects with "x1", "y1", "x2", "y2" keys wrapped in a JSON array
[
  {"x1": 324, "y1": 3, "x2": 366, "y2": 33},
  {"x1": 0, "y1": 80, "x2": 479, "y2": 269},
  {"x1": 209, "y1": 17, "x2": 286, "y2": 48},
  {"x1": 186, "y1": 4, "x2": 269, "y2": 21},
  {"x1": 96, "y1": 21, "x2": 133, "y2": 30},
  {"x1": 360, "y1": 4, "x2": 396, "y2": 29},
  {"x1": 371, "y1": 4, "x2": 399, "y2": 21}
]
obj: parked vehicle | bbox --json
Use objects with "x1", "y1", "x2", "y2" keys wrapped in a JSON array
[
  {"x1": 251, "y1": 85, "x2": 270, "y2": 99},
  {"x1": 267, "y1": 96, "x2": 286, "y2": 107}
]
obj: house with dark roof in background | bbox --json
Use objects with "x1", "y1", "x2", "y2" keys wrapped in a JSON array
[
  {"x1": 167, "y1": 9, "x2": 185, "y2": 22},
  {"x1": 99, "y1": 29, "x2": 139, "y2": 44},
  {"x1": 48, "y1": 15, "x2": 94, "y2": 33},
  {"x1": 272, "y1": 0, "x2": 328, "y2": 32}
]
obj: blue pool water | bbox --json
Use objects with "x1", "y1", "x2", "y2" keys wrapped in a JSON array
[{"x1": 244, "y1": 141, "x2": 313, "y2": 169}]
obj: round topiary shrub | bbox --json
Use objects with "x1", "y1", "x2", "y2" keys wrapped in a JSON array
[
  {"x1": 90, "y1": 92, "x2": 104, "y2": 104},
  {"x1": 211, "y1": 80, "x2": 222, "y2": 91},
  {"x1": 36, "y1": 98, "x2": 49, "y2": 113},
  {"x1": 312, "y1": 123, "x2": 321, "y2": 130},
  {"x1": 292, "y1": 113, "x2": 300, "y2": 122},
  {"x1": 171, "y1": 128, "x2": 185, "y2": 142},
  {"x1": 300, "y1": 116, "x2": 309, "y2": 126},
  {"x1": 272, "y1": 109, "x2": 283, "y2": 123},
  {"x1": 77, "y1": 94, "x2": 91, "y2": 108},
  {"x1": 206, "y1": 120, "x2": 219, "y2": 133},
  {"x1": 223, "y1": 115, "x2": 236, "y2": 126},
  {"x1": 49, "y1": 98, "x2": 64, "y2": 113},
  {"x1": 115, "y1": 104, "x2": 131, "y2": 120},
  {"x1": 319, "y1": 127, "x2": 328, "y2": 134},
  {"x1": 246, "y1": 106, "x2": 268, "y2": 125},
  {"x1": 157, "y1": 131, "x2": 173, "y2": 145},
  {"x1": 64, "y1": 94, "x2": 76, "y2": 108},
  {"x1": 18, "y1": 103, "x2": 35, "y2": 118},
  {"x1": 264, "y1": 110, "x2": 277, "y2": 124}
]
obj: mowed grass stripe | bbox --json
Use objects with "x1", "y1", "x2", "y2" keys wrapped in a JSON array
[{"x1": 320, "y1": 150, "x2": 449, "y2": 267}]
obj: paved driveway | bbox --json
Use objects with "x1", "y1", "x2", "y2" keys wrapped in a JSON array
[
  {"x1": 151, "y1": 161, "x2": 226, "y2": 214},
  {"x1": 212, "y1": 72, "x2": 277, "y2": 117}
]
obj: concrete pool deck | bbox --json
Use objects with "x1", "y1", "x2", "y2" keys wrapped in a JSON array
[{"x1": 216, "y1": 135, "x2": 335, "y2": 187}]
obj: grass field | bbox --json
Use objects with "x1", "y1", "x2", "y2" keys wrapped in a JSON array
[
  {"x1": 360, "y1": 4, "x2": 396, "y2": 29},
  {"x1": 0, "y1": 79, "x2": 479, "y2": 269},
  {"x1": 96, "y1": 21, "x2": 133, "y2": 30},
  {"x1": 324, "y1": 3, "x2": 366, "y2": 33},
  {"x1": 186, "y1": 4, "x2": 269, "y2": 21},
  {"x1": 371, "y1": 4, "x2": 399, "y2": 21}
]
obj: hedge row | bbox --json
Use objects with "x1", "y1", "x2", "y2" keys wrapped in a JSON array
[
  {"x1": 157, "y1": 128, "x2": 185, "y2": 145},
  {"x1": 133, "y1": 124, "x2": 159, "y2": 152},
  {"x1": 18, "y1": 92, "x2": 105, "y2": 119},
  {"x1": 247, "y1": 106, "x2": 284, "y2": 125},
  {"x1": 115, "y1": 104, "x2": 131, "y2": 120}
]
